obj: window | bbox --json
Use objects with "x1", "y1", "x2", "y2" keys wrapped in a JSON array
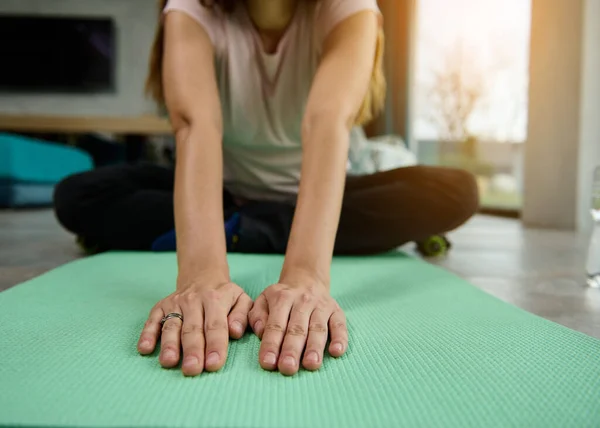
[{"x1": 414, "y1": 0, "x2": 532, "y2": 210}]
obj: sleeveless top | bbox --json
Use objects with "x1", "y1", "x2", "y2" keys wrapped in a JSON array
[{"x1": 164, "y1": 0, "x2": 381, "y2": 201}]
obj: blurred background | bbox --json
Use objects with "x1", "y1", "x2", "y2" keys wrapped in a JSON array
[
  {"x1": 0, "y1": 1, "x2": 598, "y2": 334},
  {"x1": 369, "y1": 0, "x2": 598, "y2": 232},
  {"x1": 413, "y1": 0, "x2": 530, "y2": 211},
  {"x1": 0, "y1": 0, "x2": 597, "y2": 228}
]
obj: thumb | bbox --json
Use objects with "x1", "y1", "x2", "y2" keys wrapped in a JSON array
[{"x1": 228, "y1": 293, "x2": 253, "y2": 339}]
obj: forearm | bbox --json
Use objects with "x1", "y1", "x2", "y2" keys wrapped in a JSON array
[
  {"x1": 281, "y1": 116, "x2": 350, "y2": 287},
  {"x1": 174, "y1": 124, "x2": 229, "y2": 287}
]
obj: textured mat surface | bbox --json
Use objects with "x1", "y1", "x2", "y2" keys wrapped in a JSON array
[{"x1": 0, "y1": 253, "x2": 599, "y2": 428}]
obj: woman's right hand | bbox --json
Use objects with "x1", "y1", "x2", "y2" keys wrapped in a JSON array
[{"x1": 137, "y1": 279, "x2": 253, "y2": 377}]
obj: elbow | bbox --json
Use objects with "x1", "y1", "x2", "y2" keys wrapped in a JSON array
[
  {"x1": 302, "y1": 105, "x2": 356, "y2": 137},
  {"x1": 301, "y1": 107, "x2": 354, "y2": 158},
  {"x1": 170, "y1": 110, "x2": 223, "y2": 147}
]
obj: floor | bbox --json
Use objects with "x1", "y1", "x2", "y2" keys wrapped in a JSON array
[{"x1": 1, "y1": 210, "x2": 599, "y2": 339}]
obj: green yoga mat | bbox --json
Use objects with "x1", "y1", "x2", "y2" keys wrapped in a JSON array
[{"x1": 1, "y1": 253, "x2": 599, "y2": 428}]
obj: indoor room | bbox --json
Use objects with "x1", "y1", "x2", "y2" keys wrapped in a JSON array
[{"x1": 0, "y1": 0, "x2": 598, "y2": 427}]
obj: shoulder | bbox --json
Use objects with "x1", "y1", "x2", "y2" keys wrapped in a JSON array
[
  {"x1": 163, "y1": 0, "x2": 226, "y2": 46},
  {"x1": 315, "y1": 0, "x2": 381, "y2": 41}
]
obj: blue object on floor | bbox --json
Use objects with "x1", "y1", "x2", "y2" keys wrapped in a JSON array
[
  {"x1": 152, "y1": 212, "x2": 241, "y2": 252},
  {"x1": 0, "y1": 182, "x2": 56, "y2": 207},
  {"x1": 0, "y1": 133, "x2": 93, "y2": 207},
  {"x1": 151, "y1": 229, "x2": 176, "y2": 252}
]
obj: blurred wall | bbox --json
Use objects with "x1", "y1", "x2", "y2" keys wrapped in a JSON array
[
  {"x1": 523, "y1": 0, "x2": 583, "y2": 229},
  {"x1": 0, "y1": 0, "x2": 159, "y2": 117},
  {"x1": 576, "y1": 0, "x2": 600, "y2": 233},
  {"x1": 524, "y1": 0, "x2": 600, "y2": 231}
]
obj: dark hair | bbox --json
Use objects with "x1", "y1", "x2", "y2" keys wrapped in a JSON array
[{"x1": 146, "y1": 0, "x2": 386, "y2": 125}]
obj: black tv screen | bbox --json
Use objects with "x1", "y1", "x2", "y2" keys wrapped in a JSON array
[{"x1": 0, "y1": 15, "x2": 116, "y2": 93}]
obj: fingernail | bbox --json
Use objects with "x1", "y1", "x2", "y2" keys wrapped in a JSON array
[
  {"x1": 232, "y1": 321, "x2": 243, "y2": 334},
  {"x1": 141, "y1": 340, "x2": 150, "y2": 348},
  {"x1": 163, "y1": 349, "x2": 176, "y2": 360},
  {"x1": 283, "y1": 356, "x2": 296, "y2": 367},
  {"x1": 332, "y1": 343, "x2": 343, "y2": 354},
  {"x1": 254, "y1": 320, "x2": 264, "y2": 333},
  {"x1": 206, "y1": 352, "x2": 220, "y2": 366},
  {"x1": 305, "y1": 351, "x2": 319, "y2": 364},
  {"x1": 263, "y1": 352, "x2": 277, "y2": 365},
  {"x1": 183, "y1": 356, "x2": 199, "y2": 368}
]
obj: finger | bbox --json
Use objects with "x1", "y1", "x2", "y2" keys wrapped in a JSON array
[
  {"x1": 302, "y1": 308, "x2": 329, "y2": 371},
  {"x1": 248, "y1": 294, "x2": 269, "y2": 338},
  {"x1": 180, "y1": 297, "x2": 205, "y2": 377},
  {"x1": 328, "y1": 309, "x2": 348, "y2": 358},
  {"x1": 159, "y1": 306, "x2": 183, "y2": 368},
  {"x1": 259, "y1": 290, "x2": 294, "y2": 371},
  {"x1": 203, "y1": 295, "x2": 230, "y2": 372},
  {"x1": 138, "y1": 306, "x2": 164, "y2": 355},
  {"x1": 228, "y1": 293, "x2": 253, "y2": 339},
  {"x1": 278, "y1": 293, "x2": 313, "y2": 376}
]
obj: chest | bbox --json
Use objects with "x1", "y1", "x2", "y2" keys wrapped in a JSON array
[{"x1": 215, "y1": 10, "x2": 320, "y2": 147}]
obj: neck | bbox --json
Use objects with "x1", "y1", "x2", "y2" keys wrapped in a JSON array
[{"x1": 246, "y1": 0, "x2": 297, "y2": 32}]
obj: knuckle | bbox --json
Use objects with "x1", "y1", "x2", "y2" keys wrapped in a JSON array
[
  {"x1": 161, "y1": 345, "x2": 178, "y2": 354},
  {"x1": 322, "y1": 298, "x2": 334, "y2": 308},
  {"x1": 281, "y1": 348, "x2": 300, "y2": 358},
  {"x1": 265, "y1": 323, "x2": 286, "y2": 333},
  {"x1": 181, "y1": 324, "x2": 203, "y2": 336},
  {"x1": 275, "y1": 289, "x2": 293, "y2": 302},
  {"x1": 205, "y1": 290, "x2": 223, "y2": 302},
  {"x1": 301, "y1": 292, "x2": 313, "y2": 304},
  {"x1": 139, "y1": 334, "x2": 153, "y2": 344},
  {"x1": 286, "y1": 323, "x2": 307, "y2": 337},
  {"x1": 308, "y1": 323, "x2": 327, "y2": 333},
  {"x1": 184, "y1": 351, "x2": 203, "y2": 361},
  {"x1": 162, "y1": 321, "x2": 180, "y2": 332},
  {"x1": 206, "y1": 319, "x2": 228, "y2": 331},
  {"x1": 261, "y1": 340, "x2": 280, "y2": 350},
  {"x1": 182, "y1": 291, "x2": 198, "y2": 304},
  {"x1": 227, "y1": 282, "x2": 241, "y2": 294},
  {"x1": 332, "y1": 321, "x2": 347, "y2": 330}
]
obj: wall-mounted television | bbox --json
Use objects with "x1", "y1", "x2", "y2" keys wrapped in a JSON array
[{"x1": 0, "y1": 15, "x2": 116, "y2": 94}]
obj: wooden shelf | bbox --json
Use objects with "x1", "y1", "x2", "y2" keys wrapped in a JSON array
[{"x1": 0, "y1": 114, "x2": 172, "y2": 135}]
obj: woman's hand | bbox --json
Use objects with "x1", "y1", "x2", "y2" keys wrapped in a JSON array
[
  {"x1": 137, "y1": 280, "x2": 253, "y2": 377},
  {"x1": 248, "y1": 280, "x2": 348, "y2": 376}
]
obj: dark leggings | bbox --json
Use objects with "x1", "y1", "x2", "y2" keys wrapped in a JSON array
[{"x1": 53, "y1": 163, "x2": 479, "y2": 255}]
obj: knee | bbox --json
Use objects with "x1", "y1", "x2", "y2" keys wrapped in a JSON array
[
  {"x1": 410, "y1": 166, "x2": 479, "y2": 230},
  {"x1": 53, "y1": 172, "x2": 88, "y2": 233},
  {"x1": 443, "y1": 168, "x2": 480, "y2": 226}
]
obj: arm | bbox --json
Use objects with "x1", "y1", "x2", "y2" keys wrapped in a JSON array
[
  {"x1": 280, "y1": 11, "x2": 380, "y2": 287},
  {"x1": 248, "y1": 10, "x2": 381, "y2": 376},
  {"x1": 162, "y1": 11, "x2": 229, "y2": 286},
  {"x1": 136, "y1": 11, "x2": 254, "y2": 377}
]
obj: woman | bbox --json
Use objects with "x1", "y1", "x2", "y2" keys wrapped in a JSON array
[{"x1": 54, "y1": 0, "x2": 478, "y2": 377}]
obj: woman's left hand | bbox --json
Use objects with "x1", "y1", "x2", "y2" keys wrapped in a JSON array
[{"x1": 248, "y1": 280, "x2": 348, "y2": 376}]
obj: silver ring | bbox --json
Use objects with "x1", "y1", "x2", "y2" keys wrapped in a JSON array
[{"x1": 160, "y1": 312, "x2": 183, "y2": 325}]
